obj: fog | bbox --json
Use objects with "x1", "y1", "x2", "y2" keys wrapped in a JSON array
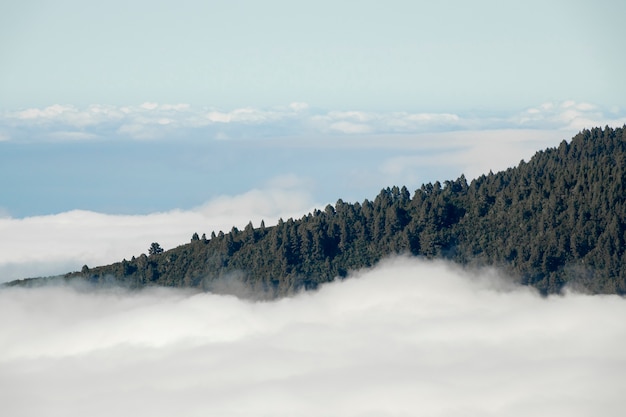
[
  {"x1": 1, "y1": 257, "x2": 624, "y2": 416},
  {"x1": 0, "y1": 181, "x2": 316, "y2": 283}
]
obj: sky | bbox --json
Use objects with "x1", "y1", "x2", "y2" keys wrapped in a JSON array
[
  {"x1": 2, "y1": 2, "x2": 626, "y2": 414},
  {"x1": 1, "y1": 1, "x2": 625, "y2": 111}
]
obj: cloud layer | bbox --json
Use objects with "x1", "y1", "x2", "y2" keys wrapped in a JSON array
[
  {"x1": 2, "y1": 101, "x2": 624, "y2": 141},
  {"x1": 0, "y1": 181, "x2": 317, "y2": 283},
  {"x1": 1, "y1": 257, "x2": 624, "y2": 417}
]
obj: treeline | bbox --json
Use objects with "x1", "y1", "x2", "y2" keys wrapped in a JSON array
[{"x1": 14, "y1": 126, "x2": 626, "y2": 296}]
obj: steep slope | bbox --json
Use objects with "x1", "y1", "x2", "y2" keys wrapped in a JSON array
[{"x1": 10, "y1": 126, "x2": 626, "y2": 296}]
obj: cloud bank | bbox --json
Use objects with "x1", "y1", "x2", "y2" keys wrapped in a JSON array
[
  {"x1": 1, "y1": 257, "x2": 624, "y2": 417},
  {"x1": 2, "y1": 101, "x2": 624, "y2": 141},
  {"x1": 0, "y1": 180, "x2": 317, "y2": 283}
]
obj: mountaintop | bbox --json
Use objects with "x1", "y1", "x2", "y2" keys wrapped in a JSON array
[{"x1": 8, "y1": 126, "x2": 626, "y2": 297}]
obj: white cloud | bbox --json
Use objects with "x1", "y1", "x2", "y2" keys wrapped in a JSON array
[
  {"x1": 3, "y1": 101, "x2": 624, "y2": 142},
  {"x1": 514, "y1": 101, "x2": 626, "y2": 131},
  {"x1": 14, "y1": 104, "x2": 72, "y2": 120},
  {"x1": 408, "y1": 113, "x2": 455, "y2": 123},
  {"x1": 194, "y1": 185, "x2": 315, "y2": 222},
  {"x1": 329, "y1": 121, "x2": 372, "y2": 134},
  {"x1": 370, "y1": 129, "x2": 566, "y2": 190},
  {"x1": 289, "y1": 101, "x2": 309, "y2": 111},
  {"x1": 8, "y1": 104, "x2": 126, "y2": 128},
  {"x1": 328, "y1": 110, "x2": 371, "y2": 122},
  {"x1": 206, "y1": 110, "x2": 233, "y2": 123},
  {"x1": 440, "y1": 129, "x2": 568, "y2": 179},
  {"x1": 3, "y1": 103, "x2": 191, "y2": 140},
  {"x1": 1, "y1": 257, "x2": 624, "y2": 417},
  {"x1": 0, "y1": 181, "x2": 317, "y2": 283},
  {"x1": 205, "y1": 107, "x2": 291, "y2": 124},
  {"x1": 139, "y1": 102, "x2": 159, "y2": 110},
  {"x1": 312, "y1": 110, "x2": 465, "y2": 135},
  {"x1": 159, "y1": 103, "x2": 190, "y2": 111}
]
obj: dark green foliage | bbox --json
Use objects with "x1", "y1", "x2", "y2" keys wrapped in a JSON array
[
  {"x1": 38, "y1": 126, "x2": 626, "y2": 296},
  {"x1": 148, "y1": 242, "x2": 164, "y2": 256}
]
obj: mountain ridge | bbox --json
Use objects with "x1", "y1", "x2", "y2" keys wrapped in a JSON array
[{"x1": 7, "y1": 126, "x2": 626, "y2": 296}]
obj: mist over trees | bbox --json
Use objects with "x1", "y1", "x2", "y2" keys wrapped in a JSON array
[{"x1": 10, "y1": 126, "x2": 626, "y2": 296}]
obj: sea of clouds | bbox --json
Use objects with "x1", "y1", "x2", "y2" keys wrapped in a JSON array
[
  {"x1": 1, "y1": 256, "x2": 624, "y2": 417},
  {"x1": 0, "y1": 177, "x2": 318, "y2": 283}
]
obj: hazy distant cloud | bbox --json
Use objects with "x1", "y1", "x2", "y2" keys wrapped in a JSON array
[
  {"x1": 288, "y1": 101, "x2": 309, "y2": 111},
  {"x1": 204, "y1": 102, "x2": 311, "y2": 127},
  {"x1": 206, "y1": 107, "x2": 283, "y2": 124},
  {"x1": 4, "y1": 102, "x2": 193, "y2": 140},
  {"x1": 194, "y1": 179, "x2": 315, "y2": 221},
  {"x1": 379, "y1": 154, "x2": 434, "y2": 185},
  {"x1": 0, "y1": 206, "x2": 11, "y2": 218},
  {"x1": 329, "y1": 121, "x2": 372, "y2": 134},
  {"x1": 139, "y1": 101, "x2": 159, "y2": 110},
  {"x1": 9, "y1": 104, "x2": 125, "y2": 127},
  {"x1": 47, "y1": 131, "x2": 99, "y2": 141},
  {"x1": 367, "y1": 128, "x2": 567, "y2": 190},
  {"x1": 1, "y1": 257, "x2": 624, "y2": 417},
  {"x1": 0, "y1": 179, "x2": 317, "y2": 283},
  {"x1": 4, "y1": 100, "x2": 622, "y2": 142},
  {"x1": 436, "y1": 128, "x2": 569, "y2": 179},
  {"x1": 312, "y1": 110, "x2": 463, "y2": 135},
  {"x1": 515, "y1": 101, "x2": 626, "y2": 131},
  {"x1": 3, "y1": 102, "x2": 310, "y2": 140}
]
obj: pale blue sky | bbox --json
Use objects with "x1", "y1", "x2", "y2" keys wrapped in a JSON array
[{"x1": 1, "y1": 0, "x2": 624, "y2": 111}]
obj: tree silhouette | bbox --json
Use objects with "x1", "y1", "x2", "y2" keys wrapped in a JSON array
[{"x1": 149, "y1": 242, "x2": 164, "y2": 256}]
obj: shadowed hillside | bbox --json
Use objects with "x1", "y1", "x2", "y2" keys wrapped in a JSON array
[{"x1": 9, "y1": 126, "x2": 626, "y2": 296}]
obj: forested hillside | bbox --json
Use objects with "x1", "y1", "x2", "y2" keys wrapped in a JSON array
[{"x1": 10, "y1": 126, "x2": 626, "y2": 295}]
